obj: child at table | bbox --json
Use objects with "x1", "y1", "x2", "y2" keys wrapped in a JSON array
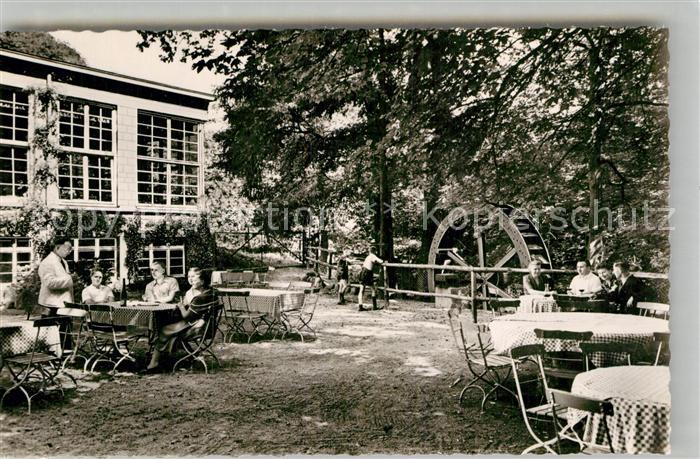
[{"x1": 145, "y1": 267, "x2": 215, "y2": 372}]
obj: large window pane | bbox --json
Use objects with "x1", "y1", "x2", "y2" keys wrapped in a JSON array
[
  {"x1": 0, "y1": 86, "x2": 29, "y2": 142},
  {"x1": 136, "y1": 112, "x2": 201, "y2": 206},
  {"x1": 0, "y1": 146, "x2": 28, "y2": 197}
]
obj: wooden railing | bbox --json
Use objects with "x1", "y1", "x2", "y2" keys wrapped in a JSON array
[
  {"x1": 377, "y1": 262, "x2": 668, "y2": 322},
  {"x1": 306, "y1": 245, "x2": 668, "y2": 319}
]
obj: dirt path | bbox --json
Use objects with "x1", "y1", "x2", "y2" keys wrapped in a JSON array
[{"x1": 0, "y1": 286, "x2": 533, "y2": 455}]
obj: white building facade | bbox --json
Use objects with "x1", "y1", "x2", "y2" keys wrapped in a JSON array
[{"x1": 1, "y1": 49, "x2": 213, "y2": 289}]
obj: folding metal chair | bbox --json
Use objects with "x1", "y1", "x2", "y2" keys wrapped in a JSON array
[
  {"x1": 653, "y1": 332, "x2": 670, "y2": 366},
  {"x1": 452, "y1": 308, "x2": 517, "y2": 411},
  {"x1": 280, "y1": 288, "x2": 319, "y2": 342},
  {"x1": 1, "y1": 315, "x2": 76, "y2": 414},
  {"x1": 218, "y1": 290, "x2": 266, "y2": 343},
  {"x1": 549, "y1": 389, "x2": 615, "y2": 454},
  {"x1": 534, "y1": 329, "x2": 593, "y2": 387},
  {"x1": 510, "y1": 344, "x2": 570, "y2": 454},
  {"x1": 84, "y1": 303, "x2": 142, "y2": 373},
  {"x1": 57, "y1": 303, "x2": 91, "y2": 371},
  {"x1": 171, "y1": 300, "x2": 223, "y2": 374},
  {"x1": 580, "y1": 342, "x2": 634, "y2": 371}
]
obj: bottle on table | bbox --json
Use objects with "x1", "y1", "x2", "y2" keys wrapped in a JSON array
[{"x1": 122, "y1": 278, "x2": 128, "y2": 307}]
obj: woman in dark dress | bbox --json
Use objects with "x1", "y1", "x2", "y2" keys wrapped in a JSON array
[
  {"x1": 522, "y1": 260, "x2": 553, "y2": 294},
  {"x1": 146, "y1": 267, "x2": 216, "y2": 371}
]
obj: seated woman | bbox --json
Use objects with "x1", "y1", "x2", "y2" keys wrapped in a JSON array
[
  {"x1": 81, "y1": 269, "x2": 115, "y2": 304},
  {"x1": 522, "y1": 260, "x2": 554, "y2": 295},
  {"x1": 146, "y1": 267, "x2": 216, "y2": 371},
  {"x1": 143, "y1": 262, "x2": 179, "y2": 303}
]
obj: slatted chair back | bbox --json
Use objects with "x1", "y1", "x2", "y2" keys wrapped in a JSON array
[
  {"x1": 301, "y1": 288, "x2": 320, "y2": 314},
  {"x1": 534, "y1": 329, "x2": 593, "y2": 383},
  {"x1": 240, "y1": 271, "x2": 256, "y2": 283},
  {"x1": 638, "y1": 302, "x2": 670, "y2": 320},
  {"x1": 535, "y1": 329, "x2": 594, "y2": 342},
  {"x1": 85, "y1": 303, "x2": 117, "y2": 335},
  {"x1": 194, "y1": 298, "x2": 224, "y2": 342},
  {"x1": 510, "y1": 344, "x2": 548, "y2": 398},
  {"x1": 549, "y1": 389, "x2": 615, "y2": 453},
  {"x1": 221, "y1": 272, "x2": 243, "y2": 284},
  {"x1": 257, "y1": 272, "x2": 268, "y2": 283},
  {"x1": 31, "y1": 315, "x2": 73, "y2": 356},
  {"x1": 171, "y1": 299, "x2": 224, "y2": 373},
  {"x1": 457, "y1": 311, "x2": 496, "y2": 366},
  {"x1": 653, "y1": 332, "x2": 670, "y2": 366},
  {"x1": 446, "y1": 308, "x2": 463, "y2": 354},
  {"x1": 579, "y1": 342, "x2": 634, "y2": 371},
  {"x1": 218, "y1": 289, "x2": 250, "y2": 313}
]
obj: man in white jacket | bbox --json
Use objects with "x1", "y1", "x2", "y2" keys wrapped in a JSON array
[{"x1": 38, "y1": 236, "x2": 74, "y2": 308}]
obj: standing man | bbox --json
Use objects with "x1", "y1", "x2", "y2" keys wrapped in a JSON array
[
  {"x1": 567, "y1": 260, "x2": 603, "y2": 295},
  {"x1": 613, "y1": 261, "x2": 645, "y2": 314},
  {"x1": 336, "y1": 250, "x2": 350, "y2": 305},
  {"x1": 38, "y1": 236, "x2": 74, "y2": 309},
  {"x1": 358, "y1": 249, "x2": 383, "y2": 311}
]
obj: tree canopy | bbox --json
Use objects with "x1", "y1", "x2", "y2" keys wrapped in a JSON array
[
  {"x1": 0, "y1": 32, "x2": 86, "y2": 65},
  {"x1": 137, "y1": 28, "x2": 669, "y2": 271}
]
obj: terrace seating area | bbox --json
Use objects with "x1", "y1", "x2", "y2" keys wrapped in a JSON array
[{"x1": 0, "y1": 262, "x2": 672, "y2": 455}]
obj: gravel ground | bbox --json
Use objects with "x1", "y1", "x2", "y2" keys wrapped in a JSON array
[{"x1": 1, "y1": 270, "x2": 539, "y2": 456}]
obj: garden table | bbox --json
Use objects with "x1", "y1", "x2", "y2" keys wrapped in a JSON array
[
  {"x1": 489, "y1": 312, "x2": 668, "y2": 366},
  {"x1": 103, "y1": 301, "x2": 179, "y2": 329},
  {"x1": 0, "y1": 317, "x2": 61, "y2": 359},
  {"x1": 571, "y1": 366, "x2": 670, "y2": 454},
  {"x1": 73, "y1": 301, "x2": 179, "y2": 343},
  {"x1": 215, "y1": 288, "x2": 304, "y2": 321}
]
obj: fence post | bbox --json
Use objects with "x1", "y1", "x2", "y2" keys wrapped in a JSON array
[
  {"x1": 383, "y1": 263, "x2": 390, "y2": 309},
  {"x1": 470, "y1": 270, "x2": 477, "y2": 323},
  {"x1": 301, "y1": 231, "x2": 307, "y2": 266},
  {"x1": 328, "y1": 251, "x2": 334, "y2": 280}
]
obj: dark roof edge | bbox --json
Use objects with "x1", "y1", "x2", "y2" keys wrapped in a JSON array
[{"x1": 0, "y1": 48, "x2": 215, "y2": 102}]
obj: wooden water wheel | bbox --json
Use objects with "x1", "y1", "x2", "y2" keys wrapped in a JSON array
[{"x1": 427, "y1": 203, "x2": 552, "y2": 297}]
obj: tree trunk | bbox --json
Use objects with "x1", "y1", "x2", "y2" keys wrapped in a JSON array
[
  {"x1": 586, "y1": 35, "x2": 608, "y2": 257},
  {"x1": 378, "y1": 145, "x2": 395, "y2": 287}
]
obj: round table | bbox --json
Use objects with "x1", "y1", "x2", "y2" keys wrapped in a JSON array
[
  {"x1": 489, "y1": 312, "x2": 668, "y2": 355},
  {"x1": 571, "y1": 366, "x2": 670, "y2": 454}
]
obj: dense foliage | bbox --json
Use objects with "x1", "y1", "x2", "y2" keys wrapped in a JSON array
[
  {"x1": 0, "y1": 32, "x2": 86, "y2": 64},
  {"x1": 138, "y1": 28, "x2": 669, "y2": 272}
]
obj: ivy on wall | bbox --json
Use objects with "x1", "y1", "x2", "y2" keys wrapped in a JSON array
[{"x1": 122, "y1": 213, "x2": 218, "y2": 281}]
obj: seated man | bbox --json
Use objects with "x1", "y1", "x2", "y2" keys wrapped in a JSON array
[
  {"x1": 522, "y1": 260, "x2": 554, "y2": 295},
  {"x1": 612, "y1": 261, "x2": 645, "y2": 314},
  {"x1": 568, "y1": 260, "x2": 603, "y2": 295}
]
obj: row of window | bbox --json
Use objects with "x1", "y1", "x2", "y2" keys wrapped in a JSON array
[
  {"x1": 1, "y1": 86, "x2": 201, "y2": 206},
  {"x1": 0, "y1": 237, "x2": 185, "y2": 284}
]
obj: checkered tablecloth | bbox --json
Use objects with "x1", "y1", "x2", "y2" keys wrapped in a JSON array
[
  {"x1": 81, "y1": 302, "x2": 179, "y2": 330},
  {"x1": 216, "y1": 288, "x2": 304, "y2": 320},
  {"x1": 489, "y1": 312, "x2": 668, "y2": 367},
  {"x1": 0, "y1": 318, "x2": 61, "y2": 358},
  {"x1": 571, "y1": 366, "x2": 670, "y2": 454},
  {"x1": 519, "y1": 295, "x2": 559, "y2": 313}
]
